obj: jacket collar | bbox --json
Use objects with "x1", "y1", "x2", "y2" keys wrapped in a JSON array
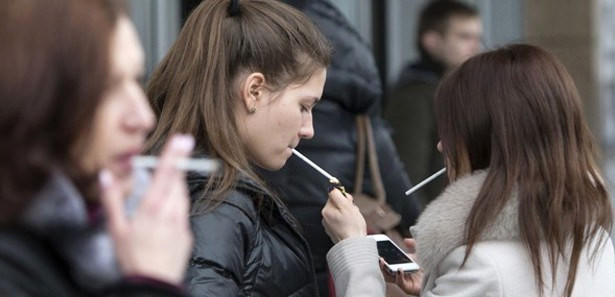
[
  {"x1": 22, "y1": 173, "x2": 90, "y2": 230},
  {"x1": 410, "y1": 170, "x2": 520, "y2": 273},
  {"x1": 397, "y1": 57, "x2": 446, "y2": 85},
  {"x1": 187, "y1": 167, "x2": 304, "y2": 232},
  {"x1": 20, "y1": 172, "x2": 127, "y2": 292}
]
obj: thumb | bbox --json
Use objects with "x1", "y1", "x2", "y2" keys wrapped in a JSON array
[{"x1": 99, "y1": 170, "x2": 127, "y2": 237}]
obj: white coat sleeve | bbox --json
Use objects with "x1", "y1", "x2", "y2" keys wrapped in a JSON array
[{"x1": 326, "y1": 236, "x2": 386, "y2": 297}]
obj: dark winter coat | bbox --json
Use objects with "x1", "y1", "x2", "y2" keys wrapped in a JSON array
[
  {"x1": 0, "y1": 173, "x2": 186, "y2": 297},
  {"x1": 384, "y1": 58, "x2": 448, "y2": 206},
  {"x1": 185, "y1": 172, "x2": 318, "y2": 297}
]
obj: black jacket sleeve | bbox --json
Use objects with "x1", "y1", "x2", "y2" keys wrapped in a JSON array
[
  {"x1": 0, "y1": 277, "x2": 190, "y2": 297},
  {"x1": 0, "y1": 229, "x2": 190, "y2": 297},
  {"x1": 104, "y1": 280, "x2": 188, "y2": 297}
]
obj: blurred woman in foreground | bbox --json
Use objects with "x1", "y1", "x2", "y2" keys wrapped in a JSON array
[{"x1": 0, "y1": 0, "x2": 193, "y2": 296}]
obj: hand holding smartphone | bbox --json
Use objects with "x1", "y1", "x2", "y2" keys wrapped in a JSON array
[{"x1": 368, "y1": 234, "x2": 419, "y2": 274}]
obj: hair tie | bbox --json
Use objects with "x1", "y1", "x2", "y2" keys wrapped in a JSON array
[{"x1": 228, "y1": 0, "x2": 240, "y2": 16}]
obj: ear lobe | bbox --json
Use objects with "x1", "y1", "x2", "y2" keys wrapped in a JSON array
[
  {"x1": 240, "y1": 72, "x2": 266, "y2": 113},
  {"x1": 422, "y1": 30, "x2": 441, "y2": 55}
]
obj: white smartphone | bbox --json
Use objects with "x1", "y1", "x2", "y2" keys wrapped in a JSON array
[{"x1": 368, "y1": 234, "x2": 420, "y2": 274}]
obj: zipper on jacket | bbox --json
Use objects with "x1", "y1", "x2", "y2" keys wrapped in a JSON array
[{"x1": 277, "y1": 203, "x2": 320, "y2": 297}]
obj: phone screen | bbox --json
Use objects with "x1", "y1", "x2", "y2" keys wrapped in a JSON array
[{"x1": 377, "y1": 240, "x2": 413, "y2": 265}]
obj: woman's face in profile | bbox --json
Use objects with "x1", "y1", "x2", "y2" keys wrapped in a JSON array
[
  {"x1": 81, "y1": 17, "x2": 154, "y2": 189},
  {"x1": 239, "y1": 68, "x2": 326, "y2": 171}
]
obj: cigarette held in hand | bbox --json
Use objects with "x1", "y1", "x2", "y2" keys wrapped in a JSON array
[
  {"x1": 132, "y1": 156, "x2": 220, "y2": 173},
  {"x1": 405, "y1": 168, "x2": 447, "y2": 196},
  {"x1": 292, "y1": 149, "x2": 336, "y2": 181},
  {"x1": 292, "y1": 149, "x2": 348, "y2": 196}
]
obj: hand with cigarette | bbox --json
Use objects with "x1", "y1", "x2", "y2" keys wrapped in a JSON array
[
  {"x1": 100, "y1": 134, "x2": 195, "y2": 285},
  {"x1": 321, "y1": 188, "x2": 367, "y2": 243},
  {"x1": 292, "y1": 149, "x2": 366, "y2": 243}
]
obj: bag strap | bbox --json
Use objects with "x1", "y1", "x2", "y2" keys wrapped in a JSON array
[
  {"x1": 353, "y1": 115, "x2": 386, "y2": 204},
  {"x1": 353, "y1": 116, "x2": 367, "y2": 193},
  {"x1": 363, "y1": 116, "x2": 386, "y2": 203}
]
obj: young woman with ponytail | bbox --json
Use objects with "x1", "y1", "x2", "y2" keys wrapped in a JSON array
[{"x1": 145, "y1": 0, "x2": 331, "y2": 296}]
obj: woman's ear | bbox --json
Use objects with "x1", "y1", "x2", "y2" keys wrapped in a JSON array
[{"x1": 240, "y1": 72, "x2": 266, "y2": 114}]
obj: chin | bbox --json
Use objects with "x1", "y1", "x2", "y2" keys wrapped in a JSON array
[
  {"x1": 108, "y1": 164, "x2": 133, "y2": 182},
  {"x1": 108, "y1": 167, "x2": 135, "y2": 194},
  {"x1": 259, "y1": 158, "x2": 288, "y2": 172},
  {"x1": 266, "y1": 162, "x2": 286, "y2": 172}
]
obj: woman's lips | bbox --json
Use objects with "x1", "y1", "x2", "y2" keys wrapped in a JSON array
[{"x1": 112, "y1": 148, "x2": 142, "y2": 173}]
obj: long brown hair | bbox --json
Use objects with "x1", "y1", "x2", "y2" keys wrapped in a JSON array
[
  {"x1": 145, "y1": 0, "x2": 331, "y2": 211},
  {"x1": 434, "y1": 44, "x2": 612, "y2": 297},
  {"x1": 0, "y1": 0, "x2": 126, "y2": 224}
]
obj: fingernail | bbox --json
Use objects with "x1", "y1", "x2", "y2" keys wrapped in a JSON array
[
  {"x1": 171, "y1": 134, "x2": 195, "y2": 152},
  {"x1": 99, "y1": 170, "x2": 112, "y2": 189}
]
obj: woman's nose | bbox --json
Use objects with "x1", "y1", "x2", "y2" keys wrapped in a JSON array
[
  {"x1": 125, "y1": 87, "x2": 155, "y2": 133},
  {"x1": 299, "y1": 117, "x2": 314, "y2": 139}
]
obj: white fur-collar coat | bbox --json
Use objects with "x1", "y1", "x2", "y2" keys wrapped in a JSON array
[{"x1": 410, "y1": 170, "x2": 615, "y2": 297}]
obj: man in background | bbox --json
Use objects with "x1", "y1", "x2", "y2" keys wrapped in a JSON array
[{"x1": 385, "y1": 0, "x2": 482, "y2": 206}]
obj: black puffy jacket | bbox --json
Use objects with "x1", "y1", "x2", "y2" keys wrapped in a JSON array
[
  {"x1": 186, "y1": 173, "x2": 318, "y2": 297},
  {"x1": 265, "y1": 0, "x2": 423, "y2": 296}
]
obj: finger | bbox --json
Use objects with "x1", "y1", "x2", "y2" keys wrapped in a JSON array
[
  {"x1": 378, "y1": 258, "x2": 394, "y2": 283},
  {"x1": 163, "y1": 158, "x2": 193, "y2": 223},
  {"x1": 99, "y1": 170, "x2": 127, "y2": 238},
  {"x1": 336, "y1": 188, "x2": 354, "y2": 203},
  {"x1": 146, "y1": 134, "x2": 194, "y2": 208},
  {"x1": 165, "y1": 178, "x2": 190, "y2": 222},
  {"x1": 322, "y1": 190, "x2": 345, "y2": 218},
  {"x1": 397, "y1": 269, "x2": 418, "y2": 293},
  {"x1": 176, "y1": 182, "x2": 190, "y2": 219},
  {"x1": 321, "y1": 199, "x2": 336, "y2": 219},
  {"x1": 341, "y1": 191, "x2": 354, "y2": 203},
  {"x1": 395, "y1": 269, "x2": 407, "y2": 289},
  {"x1": 404, "y1": 238, "x2": 416, "y2": 252},
  {"x1": 327, "y1": 188, "x2": 353, "y2": 209}
]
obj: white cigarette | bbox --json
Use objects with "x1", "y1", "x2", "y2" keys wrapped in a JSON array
[
  {"x1": 291, "y1": 149, "x2": 339, "y2": 184},
  {"x1": 405, "y1": 168, "x2": 447, "y2": 196},
  {"x1": 132, "y1": 156, "x2": 220, "y2": 173}
]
